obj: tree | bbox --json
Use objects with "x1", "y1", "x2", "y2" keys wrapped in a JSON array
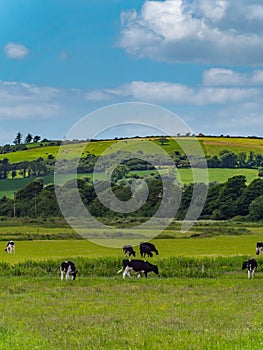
[
  {"x1": 25, "y1": 133, "x2": 33, "y2": 144},
  {"x1": 237, "y1": 178, "x2": 263, "y2": 216},
  {"x1": 214, "y1": 176, "x2": 247, "y2": 219},
  {"x1": 33, "y1": 135, "x2": 41, "y2": 143},
  {"x1": 249, "y1": 195, "x2": 263, "y2": 221},
  {"x1": 14, "y1": 132, "x2": 22, "y2": 145},
  {"x1": 219, "y1": 150, "x2": 238, "y2": 168},
  {"x1": 106, "y1": 164, "x2": 129, "y2": 184},
  {"x1": 159, "y1": 136, "x2": 169, "y2": 145}
]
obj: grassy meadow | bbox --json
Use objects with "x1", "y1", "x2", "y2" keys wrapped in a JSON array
[
  {"x1": 0, "y1": 273, "x2": 263, "y2": 349},
  {"x1": 0, "y1": 220, "x2": 263, "y2": 349},
  {"x1": 1, "y1": 136, "x2": 263, "y2": 164}
]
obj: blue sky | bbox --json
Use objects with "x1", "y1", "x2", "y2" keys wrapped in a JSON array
[{"x1": 1, "y1": 0, "x2": 263, "y2": 144}]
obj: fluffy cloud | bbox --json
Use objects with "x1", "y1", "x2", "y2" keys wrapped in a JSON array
[
  {"x1": 203, "y1": 68, "x2": 263, "y2": 86},
  {"x1": 119, "y1": 0, "x2": 263, "y2": 65},
  {"x1": 4, "y1": 42, "x2": 29, "y2": 59},
  {"x1": 0, "y1": 81, "x2": 63, "y2": 120},
  {"x1": 86, "y1": 80, "x2": 262, "y2": 105}
]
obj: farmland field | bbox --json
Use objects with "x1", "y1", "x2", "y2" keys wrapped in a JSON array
[
  {"x1": 1, "y1": 136, "x2": 263, "y2": 164},
  {"x1": 1, "y1": 276, "x2": 263, "y2": 350},
  {"x1": 0, "y1": 219, "x2": 262, "y2": 349},
  {"x1": 0, "y1": 221, "x2": 263, "y2": 349}
]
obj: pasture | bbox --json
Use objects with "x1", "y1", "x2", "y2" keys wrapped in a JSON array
[
  {"x1": 1, "y1": 136, "x2": 263, "y2": 164},
  {"x1": 1, "y1": 222, "x2": 263, "y2": 349},
  {"x1": 1, "y1": 273, "x2": 263, "y2": 349}
]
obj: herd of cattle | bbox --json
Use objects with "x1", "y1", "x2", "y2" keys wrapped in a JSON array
[{"x1": 3, "y1": 240, "x2": 263, "y2": 280}]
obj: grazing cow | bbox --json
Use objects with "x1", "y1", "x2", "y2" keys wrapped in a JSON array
[
  {"x1": 140, "y1": 242, "x2": 159, "y2": 255},
  {"x1": 5, "y1": 241, "x2": 15, "y2": 254},
  {"x1": 242, "y1": 258, "x2": 258, "y2": 279},
  {"x1": 140, "y1": 242, "x2": 159, "y2": 259},
  {"x1": 60, "y1": 261, "x2": 77, "y2": 281},
  {"x1": 140, "y1": 244, "x2": 153, "y2": 258},
  {"x1": 122, "y1": 245, "x2": 136, "y2": 259},
  {"x1": 256, "y1": 241, "x2": 263, "y2": 255},
  {"x1": 117, "y1": 259, "x2": 159, "y2": 279}
]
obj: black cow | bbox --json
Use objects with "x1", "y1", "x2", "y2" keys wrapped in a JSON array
[
  {"x1": 117, "y1": 259, "x2": 159, "y2": 279},
  {"x1": 5, "y1": 240, "x2": 15, "y2": 254},
  {"x1": 256, "y1": 241, "x2": 263, "y2": 255},
  {"x1": 122, "y1": 245, "x2": 136, "y2": 259},
  {"x1": 242, "y1": 258, "x2": 258, "y2": 279},
  {"x1": 140, "y1": 242, "x2": 158, "y2": 258},
  {"x1": 60, "y1": 261, "x2": 78, "y2": 281}
]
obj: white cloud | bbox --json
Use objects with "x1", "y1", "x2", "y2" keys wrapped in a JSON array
[
  {"x1": 4, "y1": 42, "x2": 29, "y2": 59},
  {"x1": 119, "y1": 0, "x2": 263, "y2": 65},
  {"x1": 0, "y1": 81, "x2": 64, "y2": 120},
  {"x1": 86, "y1": 80, "x2": 262, "y2": 105},
  {"x1": 203, "y1": 68, "x2": 263, "y2": 86}
]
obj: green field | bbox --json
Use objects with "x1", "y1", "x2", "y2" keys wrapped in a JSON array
[
  {"x1": 0, "y1": 234, "x2": 261, "y2": 264},
  {"x1": 1, "y1": 136, "x2": 263, "y2": 164},
  {"x1": 0, "y1": 276, "x2": 263, "y2": 350},
  {"x1": 0, "y1": 221, "x2": 262, "y2": 349}
]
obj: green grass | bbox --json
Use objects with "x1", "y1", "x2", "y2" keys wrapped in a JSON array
[
  {"x1": 0, "y1": 219, "x2": 262, "y2": 349},
  {"x1": 0, "y1": 276, "x2": 263, "y2": 349},
  {"x1": 0, "y1": 232, "x2": 262, "y2": 264},
  {"x1": 1, "y1": 136, "x2": 263, "y2": 164}
]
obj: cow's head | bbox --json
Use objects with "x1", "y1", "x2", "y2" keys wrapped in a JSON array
[
  {"x1": 242, "y1": 261, "x2": 248, "y2": 270},
  {"x1": 153, "y1": 265, "x2": 159, "y2": 275},
  {"x1": 72, "y1": 270, "x2": 78, "y2": 280},
  {"x1": 256, "y1": 248, "x2": 260, "y2": 255}
]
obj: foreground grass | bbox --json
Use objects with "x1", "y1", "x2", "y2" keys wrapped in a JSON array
[{"x1": 0, "y1": 276, "x2": 262, "y2": 350}]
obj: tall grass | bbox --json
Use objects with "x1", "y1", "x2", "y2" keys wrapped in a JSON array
[{"x1": 0, "y1": 255, "x2": 257, "y2": 278}]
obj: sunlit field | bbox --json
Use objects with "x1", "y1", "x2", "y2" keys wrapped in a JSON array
[{"x1": 0, "y1": 219, "x2": 263, "y2": 349}]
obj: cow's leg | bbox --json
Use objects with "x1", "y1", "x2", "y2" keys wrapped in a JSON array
[
  {"x1": 252, "y1": 268, "x2": 255, "y2": 278},
  {"x1": 122, "y1": 266, "x2": 129, "y2": 279},
  {"x1": 66, "y1": 270, "x2": 70, "y2": 280},
  {"x1": 248, "y1": 269, "x2": 251, "y2": 279},
  {"x1": 61, "y1": 271, "x2": 64, "y2": 281}
]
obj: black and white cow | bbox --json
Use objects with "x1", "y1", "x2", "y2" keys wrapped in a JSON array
[
  {"x1": 256, "y1": 241, "x2": 263, "y2": 255},
  {"x1": 122, "y1": 245, "x2": 136, "y2": 259},
  {"x1": 5, "y1": 240, "x2": 15, "y2": 254},
  {"x1": 60, "y1": 261, "x2": 78, "y2": 281},
  {"x1": 140, "y1": 242, "x2": 158, "y2": 258},
  {"x1": 242, "y1": 258, "x2": 258, "y2": 279},
  {"x1": 117, "y1": 259, "x2": 159, "y2": 279}
]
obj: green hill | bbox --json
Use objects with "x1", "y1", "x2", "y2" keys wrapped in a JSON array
[
  {"x1": 0, "y1": 135, "x2": 263, "y2": 198},
  {"x1": 1, "y1": 136, "x2": 263, "y2": 164}
]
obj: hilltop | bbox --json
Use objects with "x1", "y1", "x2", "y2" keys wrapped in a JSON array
[{"x1": 1, "y1": 135, "x2": 263, "y2": 164}]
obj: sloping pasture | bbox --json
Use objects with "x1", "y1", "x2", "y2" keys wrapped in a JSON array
[{"x1": 1, "y1": 136, "x2": 263, "y2": 164}]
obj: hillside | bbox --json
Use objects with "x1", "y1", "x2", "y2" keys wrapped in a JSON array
[
  {"x1": 1, "y1": 136, "x2": 263, "y2": 164},
  {"x1": 0, "y1": 135, "x2": 263, "y2": 198}
]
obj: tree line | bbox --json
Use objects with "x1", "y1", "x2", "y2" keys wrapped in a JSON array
[
  {"x1": 1, "y1": 175, "x2": 263, "y2": 222},
  {"x1": 1, "y1": 148, "x2": 263, "y2": 181}
]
